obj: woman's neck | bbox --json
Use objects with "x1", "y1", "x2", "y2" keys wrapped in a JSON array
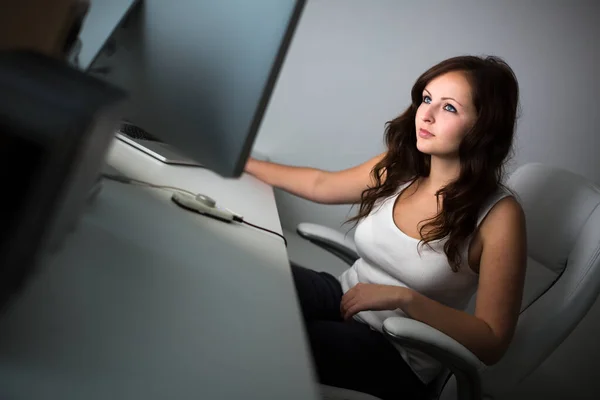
[{"x1": 421, "y1": 156, "x2": 461, "y2": 195}]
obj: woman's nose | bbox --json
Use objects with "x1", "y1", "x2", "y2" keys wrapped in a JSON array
[{"x1": 421, "y1": 107, "x2": 434, "y2": 123}]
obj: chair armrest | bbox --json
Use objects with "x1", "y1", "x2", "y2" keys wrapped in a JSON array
[
  {"x1": 296, "y1": 223, "x2": 359, "y2": 266},
  {"x1": 383, "y1": 317, "x2": 485, "y2": 400}
]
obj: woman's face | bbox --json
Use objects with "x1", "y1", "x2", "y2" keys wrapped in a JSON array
[{"x1": 415, "y1": 71, "x2": 477, "y2": 159}]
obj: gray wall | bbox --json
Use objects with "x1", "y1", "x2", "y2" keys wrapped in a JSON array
[
  {"x1": 255, "y1": 1, "x2": 600, "y2": 399},
  {"x1": 254, "y1": 0, "x2": 600, "y2": 234}
]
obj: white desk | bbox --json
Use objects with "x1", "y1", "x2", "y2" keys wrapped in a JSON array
[{"x1": 0, "y1": 139, "x2": 320, "y2": 400}]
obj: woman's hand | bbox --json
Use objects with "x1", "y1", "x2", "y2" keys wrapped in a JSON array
[
  {"x1": 244, "y1": 157, "x2": 257, "y2": 174},
  {"x1": 340, "y1": 283, "x2": 411, "y2": 320}
]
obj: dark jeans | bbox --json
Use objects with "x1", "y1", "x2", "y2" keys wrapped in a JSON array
[{"x1": 291, "y1": 264, "x2": 425, "y2": 400}]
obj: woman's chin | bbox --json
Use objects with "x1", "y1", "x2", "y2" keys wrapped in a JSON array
[{"x1": 416, "y1": 143, "x2": 433, "y2": 155}]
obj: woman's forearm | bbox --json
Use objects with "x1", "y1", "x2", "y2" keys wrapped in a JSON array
[
  {"x1": 398, "y1": 288, "x2": 505, "y2": 365},
  {"x1": 245, "y1": 158, "x2": 324, "y2": 202}
]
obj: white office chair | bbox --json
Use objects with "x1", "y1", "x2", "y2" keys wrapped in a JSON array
[{"x1": 296, "y1": 163, "x2": 600, "y2": 400}]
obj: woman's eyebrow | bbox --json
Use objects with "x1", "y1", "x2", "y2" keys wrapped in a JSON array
[{"x1": 423, "y1": 88, "x2": 463, "y2": 107}]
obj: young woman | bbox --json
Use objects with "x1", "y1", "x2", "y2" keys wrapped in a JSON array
[{"x1": 246, "y1": 55, "x2": 527, "y2": 400}]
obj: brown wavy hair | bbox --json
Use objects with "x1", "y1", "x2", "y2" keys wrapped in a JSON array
[{"x1": 347, "y1": 55, "x2": 520, "y2": 272}]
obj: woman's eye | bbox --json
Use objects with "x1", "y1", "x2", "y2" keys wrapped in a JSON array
[
  {"x1": 423, "y1": 95, "x2": 432, "y2": 104},
  {"x1": 444, "y1": 104, "x2": 457, "y2": 113}
]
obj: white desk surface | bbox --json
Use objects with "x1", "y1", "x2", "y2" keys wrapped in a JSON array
[{"x1": 0, "y1": 139, "x2": 320, "y2": 400}]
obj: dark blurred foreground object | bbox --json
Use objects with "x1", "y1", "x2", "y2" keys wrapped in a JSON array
[
  {"x1": 0, "y1": 0, "x2": 90, "y2": 59},
  {"x1": 0, "y1": 50, "x2": 125, "y2": 312}
]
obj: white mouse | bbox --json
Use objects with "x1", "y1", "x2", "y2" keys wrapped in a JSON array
[
  {"x1": 195, "y1": 193, "x2": 216, "y2": 208},
  {"x1": 171, "y1": 192, "x2": 234, "y2": 222}
]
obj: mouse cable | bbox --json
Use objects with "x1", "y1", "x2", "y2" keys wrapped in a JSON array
[
  {"x1": 101, "y1": 173, "x2": 197, "y2": 196},
  {"x1": 233, "y1": 217, "x2": 287, "y2": 247},
  {"x1": 101, "y1": 173, "x2": 287, "y2": 246}
]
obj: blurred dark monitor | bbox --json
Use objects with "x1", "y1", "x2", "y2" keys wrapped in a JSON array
[{"x1": 0, "y1": 51, "x2": 125, "y2": 311}]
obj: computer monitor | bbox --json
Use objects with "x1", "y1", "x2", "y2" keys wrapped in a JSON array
[{"x1": 87, "y1": 0, "x2": 305, "y2": 177}]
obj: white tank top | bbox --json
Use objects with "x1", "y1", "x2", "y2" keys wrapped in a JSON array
[{"x1": 338, "y1": 180, "x2": 511, "y2": 384}]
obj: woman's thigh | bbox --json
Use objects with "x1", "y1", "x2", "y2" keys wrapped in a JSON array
[
  {"x1": 306, "y1": 319, "x2": 425, "y2": 400},
  {"x1": 291, "y1": 264, "x2": 344, "y2": 322}
]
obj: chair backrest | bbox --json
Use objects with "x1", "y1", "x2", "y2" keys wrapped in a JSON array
[{"x1": 480, "y1": 163, "x2": 600, "y2": 396}]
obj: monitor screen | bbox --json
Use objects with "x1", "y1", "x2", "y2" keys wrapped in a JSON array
[{"x1": 88, "y1": 0, "x2": 305, "y2": 177}]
